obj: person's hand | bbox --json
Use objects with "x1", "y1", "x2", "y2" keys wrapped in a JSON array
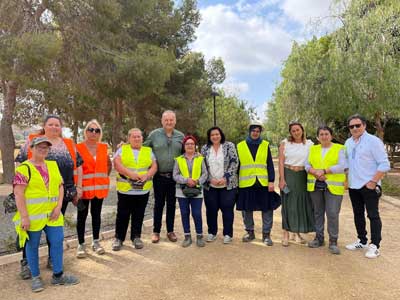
[
  {"x1": 21, "y1": 216, "x2": 30, "y2": 231},
  {"x1": 50, "y1": 207, "x2": 61, "y2": 221},
  {"x1": 128, "y1": 171, "x2": 140, "y2": 181},
  {"x1": 210, "y1": 178, "x2": 219, "y2": 186},
  {"x1": 218, "y1": 178, "x2": 227, "y2": 186},
  {"x1": 76, "y1": 187, "x2": 83, "y2": 199},
  {"x1": 138, "y1": 173, "x2": 148, "y2": 182},
  {"x1": 317, "y1": 175, "x2": 327, "y2": 181},
  {"x1": 366, "y1": 181, "x2": 377, "y2": 190},
  {"x1": 314, "y1": 169, "x2": 324, "y2": 178},
  {"x1": 268, "y1": 182, "x2": 275, "y2": 192},
  {"x1": 72, "y1": 195, "x2": 79, "y2": 206},
  {"x1": 187, "y1": 178, "x2": 197, "y2": 187},
  {"x1": 279, "y1": 179, "x2": 286, "y2": 190}
]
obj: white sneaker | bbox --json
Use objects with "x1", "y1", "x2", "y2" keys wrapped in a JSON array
[
  {"x1": 223, "y1": 235, "x2": 232, "y2": 244},
  {"x1": 345, "y1": 239, "x2": 368, "y2": 251},
  {"x1": 76, "y1": 244, "x2": 86, "y2": 258},
  {"x1": 92, "y1": 240, "x2": 105, "y2": 255},
  {"x1": 365, "y1": 244, "x2": 380, "y2": 259},
  {"x1": 206, "y1": 234, "x2": 217, "y2": 242}
]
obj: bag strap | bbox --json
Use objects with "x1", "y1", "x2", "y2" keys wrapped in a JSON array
[{"x1": 19, "y1": 163, "x2": 31, "y2": 183}]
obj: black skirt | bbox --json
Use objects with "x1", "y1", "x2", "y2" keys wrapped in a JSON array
[{"x1": 236, "y1": 185, "x2": 281, "y2": 212}]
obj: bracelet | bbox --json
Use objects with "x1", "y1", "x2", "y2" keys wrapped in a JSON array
[{"x1": 369, "y1": 180, "x2": 377, "y2": 184}]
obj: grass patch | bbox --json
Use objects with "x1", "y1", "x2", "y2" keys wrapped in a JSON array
[{"x1": 382, "y1": 176, "x2": 400, "y2": 199}]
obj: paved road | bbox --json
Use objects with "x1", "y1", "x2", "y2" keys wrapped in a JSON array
[{"x1": 0, "y1": 193, "x2": 399, "y2": 299}]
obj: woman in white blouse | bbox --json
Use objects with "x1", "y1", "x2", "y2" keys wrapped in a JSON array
[
  {"x1": 201, "y1": 127, "x2": 238, "y2": 244},
  {"x1": 278, "y1": 122, "x2": 314, "y2": 246}
]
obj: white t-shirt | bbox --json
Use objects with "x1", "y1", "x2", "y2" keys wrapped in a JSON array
[{"x1": 282, "y1": 138, "x2": 313, "y2": 167}]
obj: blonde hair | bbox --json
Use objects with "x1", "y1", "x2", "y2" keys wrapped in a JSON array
[
  {"x1": 127, "y1": 128, "x2": 142, "y2": 138},
  {"x1": 84, "y1": 119, "x2": 103, "y2": 142}
]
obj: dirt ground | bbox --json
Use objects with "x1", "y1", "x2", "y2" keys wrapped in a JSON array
[{"x1": 0, "y1": 194, "x2": 399, "y2": 300}]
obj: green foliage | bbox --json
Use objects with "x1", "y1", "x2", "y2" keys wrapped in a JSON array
[
  {"x1": 266, "y1": 0, "x2": 400, "y2": 142},
  {"x1": 197, "y1": 90, "x2": 253, "y2": 144}
]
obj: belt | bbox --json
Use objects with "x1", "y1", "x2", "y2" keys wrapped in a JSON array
[
  {"x1": 284, "y1": 164, "x2": 305, "y2": 172},
  {"x1": 157, "y1": 172, "x2": 173, "y2": 178}
]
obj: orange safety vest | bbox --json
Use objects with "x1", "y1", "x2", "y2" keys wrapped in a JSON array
[
  {"x1": 27, "y1": 134, "x2": 78, "y2": 184},
  {"x1": 76, "y1": 142, "x2": 110, "y2": 199}
]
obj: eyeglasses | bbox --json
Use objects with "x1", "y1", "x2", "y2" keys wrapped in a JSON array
[
  {"x1": 87, "y1": 128, "x2": 101, "y2": 134},
  {"x1": 348, "y1": 123, "x2": 362, "y2": 130}
]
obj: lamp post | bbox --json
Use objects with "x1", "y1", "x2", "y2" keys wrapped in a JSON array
[{"x1": 211, "y1": 91, "x2": 220, "y2": 126}]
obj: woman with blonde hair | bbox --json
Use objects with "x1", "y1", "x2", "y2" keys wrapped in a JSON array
[{"x1": 75, "y1": 120, "x2": 112, "y2": 258}]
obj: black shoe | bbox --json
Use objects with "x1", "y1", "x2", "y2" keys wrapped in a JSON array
[
  {"x1": 242, "y1": 231, "x2": 255, "y2": 242},
  {"x1": 263, "y1": 232, "x2": 273, "y2": 246},
  {"x1": 308, "y1": 238, "x2": 325, "y2": 248}
]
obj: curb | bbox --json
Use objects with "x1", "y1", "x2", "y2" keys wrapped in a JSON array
[{"x1": 0, "y1": 217, "x2": 155, "y2": 267}]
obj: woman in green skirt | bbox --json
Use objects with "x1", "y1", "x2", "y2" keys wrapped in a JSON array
[{"x1": 278, "y1": 122, "x2": 314, "y2": 246}]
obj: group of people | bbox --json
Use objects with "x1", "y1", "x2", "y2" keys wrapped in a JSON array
[{"x1": 12, "y1": 111, "x2": 390, "y2": 293}]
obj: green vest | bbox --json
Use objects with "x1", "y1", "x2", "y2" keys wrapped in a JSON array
[
  {"x1": 13, "y1": 160, "x2": 63, "y2": 247},
  {"x1": 116, "y1": 144, "x2": 153, "y2": 192},
  {"x1": 307, "y1": 143, "x2": 346, "y2": 195},
  {"x1": 175, "y1": 155, "x2": 204, "y2": 181},
  {"x1": 237, "y1": 140, "x2": 269, "y2": 188}
]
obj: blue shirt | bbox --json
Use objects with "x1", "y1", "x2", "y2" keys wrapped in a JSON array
[{"x1": 345, "y1": 131, "x2": 390, "y2": 189}]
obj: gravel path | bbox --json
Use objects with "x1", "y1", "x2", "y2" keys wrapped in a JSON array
[{"x1": 1, "y1": 193, "x2": 400, "y2": 299}]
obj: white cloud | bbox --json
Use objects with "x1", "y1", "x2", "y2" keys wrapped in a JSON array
[
  {"x1": 221, "y1": 79, "x2": 250, "y2": 97},
  {"x1": 192, "y1": 4, "x2": 293, "y2": 74},
  {"x1": 281, "y1": 0, "x2": 332, "y2": 25}
]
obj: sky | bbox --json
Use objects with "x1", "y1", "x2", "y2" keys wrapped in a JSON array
[{"x1": 191, "y1": 0, "x2": 345, "y2": 120}]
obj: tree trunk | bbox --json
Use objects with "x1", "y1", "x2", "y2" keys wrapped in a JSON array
[
  {"x1": 0, "y1": 80, "x2": 18, "y2": 183},
  {"x1": 111, "y1": 99, "x2": 123, "y2": 152},
  {"x1": 374, "y1": 112, "x2": 384, "y2": 140}
]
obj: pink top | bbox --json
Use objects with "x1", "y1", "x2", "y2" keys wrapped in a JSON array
[{"x1": 13, "y1": 165, "x2": 49, "y2": 189}]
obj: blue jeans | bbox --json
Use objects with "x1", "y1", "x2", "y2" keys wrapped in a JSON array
[
  {"x1": 204, "y1": 187, "x2": 236, "y2": 237},
  {"x1": 26, "y1": 226, "x2": 64, "y2": 277},
  {"x1": 178, "y1": 197, "x2": 203, "y2": 235}
]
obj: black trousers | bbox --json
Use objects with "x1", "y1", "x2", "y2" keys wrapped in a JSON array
[
  {"x1": 204, "y1": 187, "x2": 237, "y2": 237},
  {"x1": 349, "y1": 187, "x2": 382, "y2": 248},
  {"x1": 152, "y1": 174, "x2": 176, "y2": 233},
  {"x1": 76, "y1": 198, "x2": 104, "y2": 244},
  {"x1": 115, "y1": 192, "x2": 149, "y2": 241}
]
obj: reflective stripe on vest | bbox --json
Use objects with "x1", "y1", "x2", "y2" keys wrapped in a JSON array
[
  {"x1": 116, "y1": 145, "x2": 153, "y2": 192},
  {"x1": 76, "y1": 142, "x2": 110, "y2": 199},
  {"x1": 13, "y1": 160, "x2": 64, "y2": 239},
  {"x1": 14, "y1": 213, "x2": 49, "y2": 226},
  {"x1": 175, "y1": 155, "x2": 204, "y2": 181},
  {"x1": 306, "y1": 143, "x2": 346, "y2": 195},
  {"x1": 237, "y1": 140, "x2": 269, "y2": 188}
]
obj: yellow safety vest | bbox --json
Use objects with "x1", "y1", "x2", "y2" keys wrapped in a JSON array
[
  {"x1": 307, "y1": 143, "x2": 346, "y2": 195},
  {"x1": 237, "y1": 140, "x2": 269, "y2": 188},
  {"x1": 116, "y1": 144, "x2": 153, "y2": 192},
  {"x1": 13, "y1": 160, "x2": 63, "y2": 247},
  {"x1": 175, "y1": 155, "x2": 204, "y2": 181}
]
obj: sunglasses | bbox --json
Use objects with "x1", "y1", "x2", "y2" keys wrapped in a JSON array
[
  {"x1": 87, "y1": 127, "x2": 101, "y2": 134},
  {"x1": 348, "y1": 123, "x2": 362, "y2": 130}
]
